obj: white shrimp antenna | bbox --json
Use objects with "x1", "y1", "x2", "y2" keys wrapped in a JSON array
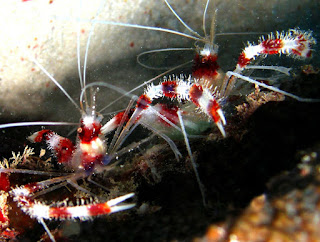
[
  {"x1": 82, "y1": 0, "x2": 106, "y2": 107},
  {"x1": 177, "y1": 110, "x2": 206, "y2": 207},
  {"x1": 30, "y1": 57, "x2": 81, "y2": 112},
  {"x1": 88, "y1": 19, "x2": 201, "y2": 41},
  {"x1": 137, "y1": 47, "x2": 194, "y2": 70},
  {"x1": 56, "y1": 2, "x2": 268, "y2": 52},
  {"x1": 164, "y1": 0, "x2": 202, "y2": 38},
  {"x1": 215, "y1": 32, "x2": 270, "y2": 37},
  {"x1": 226, "y1": 71, "x2": 320, "y2": 102},
  {"x1": 77, "y1": 0, "x2": 106, "y2": 111},
  {"x1": 202, "y1": 0, "x2": 211, "y2": 37},
  {"x1": 210, "y1": 9, "x2": 218, "y2": 45},
  {"x1": 80, "y1": 82, "x2": 138, "y2": 107},
  {"x1": 0, "y1": 121, "x2": 77, "y2": 129},
  {"x1": 77, "y1": 0, "x2": 84, "y2": 92}
]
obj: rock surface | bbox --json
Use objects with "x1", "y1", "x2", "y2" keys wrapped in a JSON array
[{"x1": 0, "y1": 0, "x2": 318, "y2": 122}]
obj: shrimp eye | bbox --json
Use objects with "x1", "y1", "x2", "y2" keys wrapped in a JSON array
[
  {"x1": 201, "y1": 56, "x2": 208, "y2": 63},
  {"x1": 77, "y1": 127, "x2": 83, "y2": 134}
]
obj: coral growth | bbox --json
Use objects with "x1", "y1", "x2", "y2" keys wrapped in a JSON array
[{"x1": 197, "y1": 147, "x2": 320, "y2": 241}]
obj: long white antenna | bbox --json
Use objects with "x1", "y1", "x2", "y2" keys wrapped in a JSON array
[
  {"x1": 90, "y1": 19, "x2": 201, "y2": 41},
  {"x1": 77, "y1": 0, "x2": 84, "y2": 91},
  {"x1": 137, "y1": 47, "x2": 194, "y2": 70},
  {"x1": 202, "y1": 0, "x2": 210, "y2": 37},
  {"x1": 227, "y1": 71, "x2": 320, "y2": 102},
  {"x1": 82, "y1": 0, "x2": 106, "y2": 107},
  {"x1": 164, "y1": 0, "x2": 202, "y2": 38},
  {"x1": 177, "y1": 110, "x2": 207, "y2": 207},
  {"x1": 0, "y1": 122, "x2": 77, "y2": 129},
  {"x1": 31, "y1": 57, "x2": 81, "y2": 112}
]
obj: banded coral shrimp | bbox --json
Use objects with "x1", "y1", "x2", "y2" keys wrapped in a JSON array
[
  {"x1": 1, "y1": 0, "x2": 320, "y2": 242},
  {"x1": 0, "y1": 1, "x2": 190, "y2": 241},
  {"x1": 82, "y1": 0, "x2": 319, "y2": 185},
  {"x1": 0, "y1": 0, "x2": 233, "y2": 240},
  {"x1": 0, "y1": 30, "x2": 139, "y2": 242},
  {"x1": 51, "y1": 0, "x2": 320, "y2": 240},
  {"x1": 78, "y1": 0, "x2": 320, "y2": 147}
]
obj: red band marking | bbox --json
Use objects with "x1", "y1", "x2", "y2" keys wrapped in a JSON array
[
  {"x1": 237, "y1": 53, "x2": 251, "y2": 68},
  {"x1": 87, "y1": 203, "x2": 111, "y2": 216},
  {"x1": 0, "y1": 210, "x2": 8, "y2": 224},
  {"x1": 31, "y1": 130, "x2": 53, "y2": 143},
  {"x1": 192, "y1": 54, "x2": 220, "y2": 80},
  {"x1": 31, "y1": 130, "x2": 75, "y2": 164},
  {"x1": 81, "y1": 153, "x2": 104, "y2": 172},
  {"x1": 158, "y1": 104, "x2": 179, "y2": 127},
  {"x1": 306, "y1": 50, "x2": 312, "y2": 58},
  {"x1": 291, "y1": 49, "x2": 301, "y2": 56},
  {"x1": 189, "y1": 84, "x2": 203, "y2": 107},
  {"x1": 78, "y1": 120, "x2": 102, "y2": 143},
  {"x1": 161, "y1": 81, "x2": 178, "y2": 98},
  {"x1": 49, "y1": 207, "x2": 71, "y2": 219},
  {"x1": 113, "y1": 108, "x2": 134, "y2": 126},
  {"x1": 207, "y1": 99, "x2": 221, "y2": 123},
  {"x1": 136, "y1": 94, "x2": 151, "y2": 110},
  {"x1": 24, "y1": 183, "x2": 42, "y2": 193},
  {"x1": 261, "y1": 39, "x2": 284, "y2": 54},
  {"x1": 0, "y1": 173, "x2": 10, "y2": 192},
  {"x1": 54, "y1": 138, "x2": 75, "y2": 164}
]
